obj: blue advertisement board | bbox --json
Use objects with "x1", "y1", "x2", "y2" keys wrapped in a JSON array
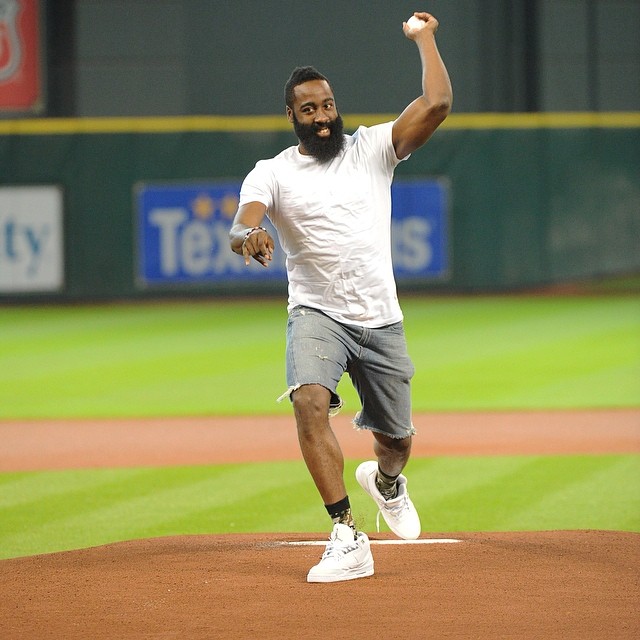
[{"x1": 136, "y1": 179, "x2": 449, "y2": 287}]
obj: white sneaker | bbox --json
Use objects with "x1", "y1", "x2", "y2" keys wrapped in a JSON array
[
  {"x1": 356, "y1": 460, "x2": 421, "y2": 540},
  {"x1": 307, "y1": 523, "x2": 374, "y2": 583}
]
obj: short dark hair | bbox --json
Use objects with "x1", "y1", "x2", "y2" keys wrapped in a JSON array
[{"x1": 284, "y1": 66, "x2": 331, "y2": 108}]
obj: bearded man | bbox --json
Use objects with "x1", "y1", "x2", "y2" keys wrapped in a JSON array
[{"x1": 230, "y1": 12, "x2": 452, "y2": 583}]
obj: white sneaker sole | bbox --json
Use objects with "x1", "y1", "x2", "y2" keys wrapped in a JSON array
[{"x1": 307, "y1": 561, "x2": 374, "y2": 583}]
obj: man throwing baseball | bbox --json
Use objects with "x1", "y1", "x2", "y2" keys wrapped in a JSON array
[{"x1": 230, "y1": 12, "x2": 452, "y2": 582}]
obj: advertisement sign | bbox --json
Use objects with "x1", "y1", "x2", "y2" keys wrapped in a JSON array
[
  {"x1": 0, "y1": 0, "x2": 42, "y2": 112},
  {"x1": 391, "y1": 178, "x2": 449, "y2": 280},
  {"x1": 0, "y1": 185, "x2": 64, "y2": 292},
  {"x1": 136, "y1": 182, "x2": 278, "y2": 286},
  {"x1": 136, "y1": 179, "x2": 449, "y2": 287}
]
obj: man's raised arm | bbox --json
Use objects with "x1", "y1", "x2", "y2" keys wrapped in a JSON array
[{"x1": 392, "y1": 12, "x2": 453, "y2": 160}]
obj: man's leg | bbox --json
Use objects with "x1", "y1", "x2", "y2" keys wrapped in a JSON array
[
  {"x1": 285, "y1": 313, "x2": 374, "y2": 582},
  {"x1": 373, "y1": 431, "x2": 412, "y2": 477},
  {"x1": 294, "y1": 382, "x2": 375, "y2": 584},
  {"x1": 372, "y1": 431, "x2": 412, "y2": 498},
  {"x1": 292, "y1": 383, "x2": 347, "y2": 505},
  {"x1": 356, "y1": 431, "x2": 420, "y2": 539}
]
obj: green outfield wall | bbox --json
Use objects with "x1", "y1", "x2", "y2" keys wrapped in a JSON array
[{"x1": 0, "y1": 113, "x2": 638, "y2": 301}]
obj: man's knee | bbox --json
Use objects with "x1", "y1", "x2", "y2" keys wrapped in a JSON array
[
  {"x1": 374, "y1": 431, "x2": 412, "y2": 455},
  {"x1": 292, "y1": 384, "x2": 331, "y2": 422}
]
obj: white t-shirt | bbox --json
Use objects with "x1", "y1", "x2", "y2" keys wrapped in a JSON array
[{"x1": 238, "y1": 121, "x2": 407, "y2": 327}]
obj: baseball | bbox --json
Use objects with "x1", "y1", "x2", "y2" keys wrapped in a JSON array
[{"x1": 407, "y1": 16, "x2": 424, "y2": 30}]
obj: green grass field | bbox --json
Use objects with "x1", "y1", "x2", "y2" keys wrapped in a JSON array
[
  {"x1": 1, "y1": 294, "x2": 639, "y2": 559},
  {"x1": 1, "y1": 295, "x2": 638, "y2": 417},
  {"x1": 2, "y1": 456, "x2": 638, "y2": 559}
]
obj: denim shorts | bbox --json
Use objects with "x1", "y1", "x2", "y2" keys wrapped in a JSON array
[{"x1": 279, "y1": 305, "x2": 416, "y2": 439}]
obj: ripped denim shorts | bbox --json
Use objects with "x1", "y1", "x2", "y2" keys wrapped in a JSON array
[{"x1": 278, "y1": 305, "x2": 416, "y2": 439}]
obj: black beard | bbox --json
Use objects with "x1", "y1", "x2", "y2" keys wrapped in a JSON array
[{"x1": 293, "y1": 114, "x2": 345, "y2": 163}]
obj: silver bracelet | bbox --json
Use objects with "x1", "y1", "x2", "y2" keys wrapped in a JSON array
[{"x1": 242, "y1": 226, "x2": 267, "y2": 245}]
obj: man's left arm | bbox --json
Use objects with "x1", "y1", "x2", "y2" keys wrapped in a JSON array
[{"x1": 392, "y1": 12, "x2": 453, "y2": 160}]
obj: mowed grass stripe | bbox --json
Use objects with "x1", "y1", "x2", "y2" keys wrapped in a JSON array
[
  {"x1": 520, "y1": 456, "x2": 640, "y2": 531},
  {"x1": 413, "y1": 455, "x2": 640, "y2": 532},
  {"x1": 0, "y1": 462, "x2": 315, "y2": 558},
  {"x1": 414, "y1": 327, "x2": 640, "y2": 409},
  {"x1": 1, "y1": 456, "x2": 638, "y2": 559},
  {"x1": 0, "y1": 301, "x2": 287, "y2": 417},
  {"x1": 404, "y1": 296, "x2": 640, "y2": 410},
  {"x1": 1, "y1": 296, "x2": 638, "y2": 417}
]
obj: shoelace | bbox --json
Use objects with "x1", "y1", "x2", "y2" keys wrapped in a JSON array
[
  {"x1": 321, "y1": 534, "x2": 359, "y2": 560},
  {"x1": 322, "y1": 543, "x2": 359, "y2": 561},
  {"x1": 375, "y1": 494, "x2": 411, "y2": 532}
]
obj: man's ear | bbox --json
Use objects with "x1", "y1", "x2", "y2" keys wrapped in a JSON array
[{"x1": 286, "y1": 106, "x2": 294, "y2": 123}]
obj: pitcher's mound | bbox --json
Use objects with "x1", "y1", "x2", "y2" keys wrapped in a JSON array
[{"x1": 1, "y1": 530, "x2": 638, "y2": 639}]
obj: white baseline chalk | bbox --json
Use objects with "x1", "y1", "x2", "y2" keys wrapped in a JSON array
[{"x1": 283, "y1": 538, "x2": 461, "y2": 546}]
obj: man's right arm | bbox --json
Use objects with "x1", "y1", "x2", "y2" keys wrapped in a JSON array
[
  {"x1": 229, "y1": 201, "x2": 274, "y2": 267},
  {"x1": 392, "y1": 12, "x2": 453, "y2": 160}
]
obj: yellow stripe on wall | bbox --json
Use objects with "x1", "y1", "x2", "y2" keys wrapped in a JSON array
[
  {"x1": 440, "y1": 112, "x2": 640, "y2": 129},
  {"x1": 0, "y1": 112, "x2": 638, "y2": 135}
]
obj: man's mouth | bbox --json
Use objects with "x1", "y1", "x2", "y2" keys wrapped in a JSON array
[{"x1": 315, "y1": 124, "x2": 331, "y2": 137}]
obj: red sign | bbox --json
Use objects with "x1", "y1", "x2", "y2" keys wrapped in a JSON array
[{"x1": 0, "y1": 0, "x2": 42, "y2": 112}]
